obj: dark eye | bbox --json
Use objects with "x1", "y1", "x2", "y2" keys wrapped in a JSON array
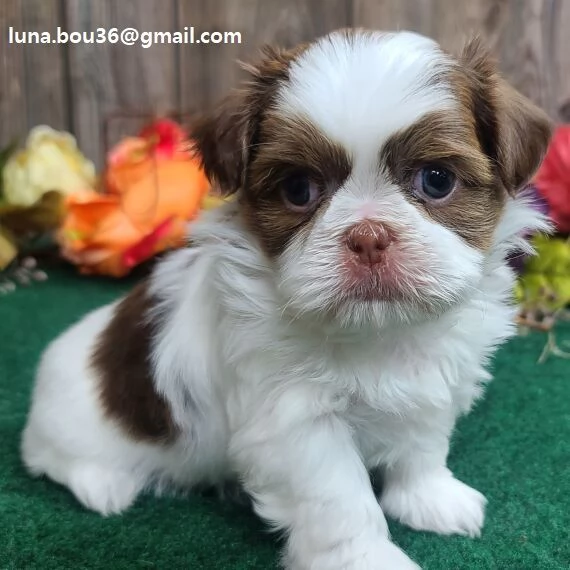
[
  {"x1": 280, "y1": 174, "x2": 320, "y2": 212},
  {"x1": 413, "y1": 165, "x2": 456, "y2": 200}
]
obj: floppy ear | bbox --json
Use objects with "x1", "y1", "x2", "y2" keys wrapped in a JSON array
[
  {"x1": 189, "y1": 90, "x2": 253, "y2": 196},
  {"x1": 459, "y1": 38, "x2": 552, "y2": 193},
  {"x1": 190, "y1": 45, "x2": 306, "y2": 196}
]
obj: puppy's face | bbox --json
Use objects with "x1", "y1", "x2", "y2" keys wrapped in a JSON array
[{"x1": 193, "y1": 30, "x2": 551, "y2": 328}]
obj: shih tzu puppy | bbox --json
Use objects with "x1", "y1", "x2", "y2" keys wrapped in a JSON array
[{"x1": 22, "y1": 29, "x2": 550, "y2": 569}]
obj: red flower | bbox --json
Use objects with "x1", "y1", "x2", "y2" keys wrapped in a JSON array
[
  {"x1": 138, "y1": 118, "x2": 186, "y2": 159},
  {"x1": 534, "y1": 125, "x2": 570, "y2": 233}
]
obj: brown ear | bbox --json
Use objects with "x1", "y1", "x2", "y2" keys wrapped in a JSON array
[
  {"x1": 459, "y1": 38, "x2": 552, "y2": 193},
  {"x1": 189, "y1": 91, "x2": 252, "y2": 195},
  {"x1": 189, "y1": 44, "x2": 307, "y2": 196}
]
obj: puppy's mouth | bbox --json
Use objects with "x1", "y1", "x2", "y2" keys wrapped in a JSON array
[{"x1": 340, "y1": 253, "x2": 427, "y2": 304}]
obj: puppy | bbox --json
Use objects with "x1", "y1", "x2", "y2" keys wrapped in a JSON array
[{"x1": 22, "y1": 29, "x2": 550, "y2": 570}]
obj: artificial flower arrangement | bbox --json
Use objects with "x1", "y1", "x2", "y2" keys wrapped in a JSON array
[
  {"x1": 59, "y1": 119, "x2": 212, "y2": 277},
  {"x1": 0, "y1": 126, "x2": 95, "y2": 288},
  {"x1": 0, "y1": 118, "x2": 224, "y2": 288}
]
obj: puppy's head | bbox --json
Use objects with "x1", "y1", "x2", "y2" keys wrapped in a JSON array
[{"x1": 192, "y1": 30, "x2": 551, "y2": 328}]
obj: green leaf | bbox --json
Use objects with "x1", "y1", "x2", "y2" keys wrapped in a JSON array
[{"x1": 519, "y1": 236, "x2": 570, "y2": 310}]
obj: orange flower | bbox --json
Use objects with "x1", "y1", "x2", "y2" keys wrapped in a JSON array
[{"x1": 58, "y1": 120, "x2": 210, "y2": 277}]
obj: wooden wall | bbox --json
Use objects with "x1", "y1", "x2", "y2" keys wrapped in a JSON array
[{"x1": 1, "y1": 0, "x2": 569, "y2": 166}]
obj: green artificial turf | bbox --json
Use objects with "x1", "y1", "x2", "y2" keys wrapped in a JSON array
[{"x1": 1, "y1": 265, "x2": 569, "y2": 570}]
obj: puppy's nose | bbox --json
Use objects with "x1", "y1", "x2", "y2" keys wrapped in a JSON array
[{"x1": 345, "y1": 220, "x2": 393, "y2": 265}]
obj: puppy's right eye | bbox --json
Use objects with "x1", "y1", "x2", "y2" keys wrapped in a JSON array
[
  {"x1": 280, "y1": 174, "x2": 320, "y2": 212},
  {"x1": 412, "y1": 164, "x2": 457, "y2": 201}
]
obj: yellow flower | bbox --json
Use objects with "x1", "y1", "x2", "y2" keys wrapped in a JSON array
[
  {"x1": 2, "y1": 126, "x2": 96, "y2": 207},
  {"x1": 0, "y1": 226, "x2": 17, "y2": 270}
]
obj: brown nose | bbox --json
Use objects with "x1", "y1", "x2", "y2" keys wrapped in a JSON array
[{"x1": 345, "y1": 220, "x2": 393, "y2": 265}]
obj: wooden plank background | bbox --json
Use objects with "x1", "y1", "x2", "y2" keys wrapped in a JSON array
[{"x1": 1, "y1": 0, "x2": 569, "y2": 166}]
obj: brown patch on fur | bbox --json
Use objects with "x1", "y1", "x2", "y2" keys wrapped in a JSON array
[
  {"x1": 382, "y1": 109, "x2": 504, "y2": 250},
  {"x1": 91, "y1": 280, "x2": 177, "y2": 443},
  {"x1": 453, "y1": 37, "x2": 552, "y2": 193},
  {"x1": 383, "y1": 38, "x2": 552, "y2": 251},
  {"x1": 189, "y1": 42, "x2": 310, "y2": 196},
  {"x1": 242, "y1": 113, "x2": 352, "y2": 256},
  {"x1": 190, "y1": 38, "x2": 353, "y2": 257}
]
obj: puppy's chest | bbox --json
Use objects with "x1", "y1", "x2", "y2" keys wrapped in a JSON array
[
  {"x1": 318, "y1": 340, "x2": 461, "y2": 414},
  {"x1": 327, "y1": 348, "x2": 462, "y2": 465}
]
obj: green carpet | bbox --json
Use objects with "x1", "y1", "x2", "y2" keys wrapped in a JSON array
[{"x1": 1, "y1": 266, "x2": 569, "y2": 570}]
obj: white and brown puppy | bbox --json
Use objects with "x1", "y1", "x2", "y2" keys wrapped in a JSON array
[{"x1": 22, "y1": 30, "x2": 550, "y2": 569}]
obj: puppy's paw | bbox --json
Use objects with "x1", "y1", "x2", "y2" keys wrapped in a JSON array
[
  {"x1": 287, "y1": 537, "x2": 421, "y2": 570},
  {"x1": 381, "y1": 468, "x2": 486, "y2": 537},
  {"x1": 372, "y1": 539, "x2": 422, "y2": 570},
  {"x1": 68, "y1": 463, "x2": 141, "y2": 516}
]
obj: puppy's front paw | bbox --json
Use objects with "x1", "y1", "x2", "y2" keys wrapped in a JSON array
[
  {"x1": 373, "y1": 540, "x2": 422, "y2": 570},
  {"x1": 381, "y1": 468, "x2": 486, "y2": 537},
  {"x1": 287, "y1": 537, "x2": 421, "y2": 570}
]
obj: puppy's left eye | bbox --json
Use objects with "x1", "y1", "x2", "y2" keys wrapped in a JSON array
[
  {"x1": 413, "y1": 165, "x2": 456, "y2": 200},
  {"x1": 280, "y1": 174, "x2": 320, "y2": 212}
]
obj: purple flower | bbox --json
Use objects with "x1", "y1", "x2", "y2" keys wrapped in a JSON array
[{"x1": 520, "y1": 184, "x2": 550, "y2": 216}]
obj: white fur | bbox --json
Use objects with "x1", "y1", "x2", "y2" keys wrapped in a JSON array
[
  {"x1": 22, "y1": 30, "x2": 548, "y2": 570},
  {"x1": 279, "y1": 30, "x2": 456, "y2": 161}
]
